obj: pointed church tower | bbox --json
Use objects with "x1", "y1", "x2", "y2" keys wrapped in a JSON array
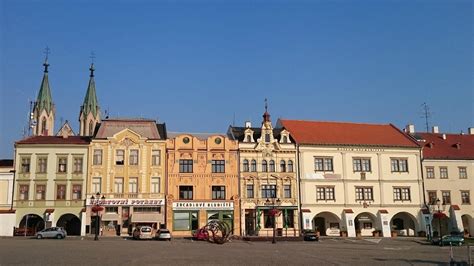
[
  {"x1": 33, "y1": 56, "x2": 55, "y2": 136},
  {"x1": 261, "y1": 98, "x2": 274, "y2": 142},
  {"x1": 79, "y1": 63, "x2": 101, "y2": 136}
]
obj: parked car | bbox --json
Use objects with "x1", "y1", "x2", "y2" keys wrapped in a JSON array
[
  {"x1": 133, "y1": 226, "x2": 153, "y2": 240},
  {"x1": 434, "y1": 235, "x2": 464, "y2": 246},
  {"x1": 156, "y1": 229, "x2": 172, "y2": 241},
  {"x1": 303, "y1": 231, "x2": 319, "y2": 242},
  {"x1": 193, "y1": 228, "x2": 209, "y2": 241},
  {"x1": 36, "y1": 227, "x2": 67, "y2": 239}
]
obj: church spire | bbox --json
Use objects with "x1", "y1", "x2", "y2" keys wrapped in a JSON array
[
  {"x1": 33, "y1": 47, "x2": 55, "y2": 136},
  {"x1": 79, "y1": 53, "x2": 101, "y2": 136}
]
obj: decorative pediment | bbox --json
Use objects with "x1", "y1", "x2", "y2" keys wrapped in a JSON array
[
  {"x1": 56, "y1": 121, "x2": 75, "y2": 137},
  {"x1": 110, "y1": 128, "x2": 145, "y2": 143}
]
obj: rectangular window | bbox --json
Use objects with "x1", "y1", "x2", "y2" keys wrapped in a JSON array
[
  {"x1": 93, "y1": 149, "x2": 102, "y2": 165},
  {"x1": 129, "y1": 149, "x2": 139, "y2": 165},
  {"x1": 355, "y1": 187, "x2": 373, "y2": 201},
  {"x1": 129, "y1": 177, "x2": 138, "y2": 193},
  {"x1": 391, "y1": 159, "x2": 408, "y2": 172},
  {"x1": 151, "y1": 177, "x2": 160, "y2": 193},
  {"x1": 151, "y1": 150, "x2": 161, "y2": 166},
  {"x1": 461, "y1": 191, "x2": 470, "y2": 204},
  {"x1": 36, "y1": 185, "x2": 46, "y2": 200},
  {"x1": 353, "y1": 158, "x2": 371, "y2": 172},
  {"x1": 459, "y1": 167, "x2": 467, "y2": 179},
  {"x1": 283, "y1": 209, "x2": 294, "y2": 228},
  {"x1": 284, "y1": 185, "x2": 291, "y2": 198},
  {"x1": 393, "y1": 187, "x2": 411, "y2": 201},
  {"x1": 442, "y1": 191, "x2": 451, "y2": 205},
  {"x1": 116, "y1": 150, "x2": 125, "y2": 165},
  {"x1": 58, "y1": 157, "x2": 67, "y2": 173},
  {"x1": 261, "y1": 185, "x2": 276, "y2": 198},
  {"x1": 19, "y1": 185, "x2": 29, "y2": 200},
  {"x1": 56, "y1": 184, "x2": 66, "y2": 200},
  {"x1": 105, "y1": 207, "x2": 118, "y2": 213},
  {"x1": 179, "y1": 186, "x2": 193, "y2": 200},
  {"x1": 316, "y1": 187, "x2": 335, "y2": 201},
  {"x1": 314, "y1": 157, "x2": 333, "y2": 171},
  {"x1": 173, "y1": 211, "x2": 198, "y2": 231},
  {"x1": 92, "y1": 177, "x2": 101, "y2": 193},
  {"x1": 37, "y1": 157, "x2": 47, "y2": 173},
  {"x1": 426, "y1": 167, "x2": 435, "y2": 179},
  {"x1": 21, "y1": 157, "x2": 31, "y2": 173},
  {"x1": 73, "y1": 157, "x2": 83, "y2": 173},
  {"x1": 246, "y1": 184, "x2": 254, "y2": 198},
  {"x1": 427, "y1": 191, "x2": 437, "y2": 205},
  {"x1": 134, "y1": 207, "x2": 161, "y2": 213},
  {"x1": 211, "y1": 160, "x2": 225, "y2": 173},
  {"x1": 114, "y1": 177, "x2": 124, "y2": 193},
  {"x1": 72, "y1": 184, "x2": 82, "y2": 200},
  {"x1": 440, "y1": 167, "x2": 448, "y2": 179},
  {"x1": 179, "y1": 159, "x2": 193, "y2": 173},
  {"x1": 212, "y1": 186, "x2": 226, "y2": 200}
]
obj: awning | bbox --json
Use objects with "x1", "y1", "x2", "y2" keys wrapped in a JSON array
[{"x1": 45, "y1": 209, "x2": 55, "y2": 214}]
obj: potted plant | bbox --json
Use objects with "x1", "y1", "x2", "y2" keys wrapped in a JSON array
[
  {"x1": 356, "y1": 229, "x2": 362, "y2": 238},
  {"x1": 340, "y1": 229, "x2": 348, "y2": 237},
  {"x1": 391, "y1": 230, "x2": 397, "y2": 237},
  {"x1": 372, "y1": 229, "x2": 382, "y2": 237}
]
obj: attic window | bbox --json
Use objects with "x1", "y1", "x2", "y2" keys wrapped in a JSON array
[
  {"x1": 426, "y1": 142, "x2": 434, "y2": 148},
  {"x1": 265, "y1": 133, "x2": 270, "y2": 143},
  {"x1": 246, "y1": 135, "x2": 251, "y2": 142},
  {"x1": 453, "y1": 143, "x2": 461, "y2": 149}
]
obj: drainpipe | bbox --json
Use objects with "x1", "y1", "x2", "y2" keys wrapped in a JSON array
[
  {"x1": 296, "y1": 144, "x2": 303, "y2": 235},
  {"x1": 236, "y1": 146, "x2": 242, "y2": 236},
  {"x1": 11, "y1": 146, "x2": 17, "y2": 211}
]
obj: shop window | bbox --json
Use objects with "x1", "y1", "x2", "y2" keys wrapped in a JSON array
[
  {"x1": 363, "y1": 222, "x2": 373, "y2": 229},
  {"x1": 282, "y1": 209, "x2": 294, "y2": 228},
  {"x1": 173, "y1": 211, "x2": 198, "y2": 231},
  {"x1": 105, "y1": 207, "x2": 118, "y2": 213},
  {"x1": 134, "y1": 207, "x2": 161, "y2": 213},
  {"x1": 263, "y1": 209, "x2": 274, "y2": 228}
]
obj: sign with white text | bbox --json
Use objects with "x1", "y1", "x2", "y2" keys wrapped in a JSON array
[
  {"x1": 172, "y1": 201, "x2": 234, "y2": 210},
  {"x1": 86, "y1": 198, "x2": 164, "y2": 206}
]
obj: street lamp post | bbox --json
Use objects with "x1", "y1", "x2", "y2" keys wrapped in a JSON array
[
  {"x1": 265, "y1": 197, "x2": 281, "y2": 244},
  {"x1": 90, "y1": 192, "x2": 105, "y2": 241},
  {"x1": 435, "y1": 198, "x2": 446, "y2": 238}
]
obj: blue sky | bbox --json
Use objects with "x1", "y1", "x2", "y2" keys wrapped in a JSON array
[{"x1": 1, "y1": 0, "x2": 472, "y2": 158}]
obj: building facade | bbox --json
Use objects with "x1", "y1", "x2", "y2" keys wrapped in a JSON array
[
  {"x1": 14, "y1": 136, "x2": 90, "y2": 236},
  {"x1": 228, "y1": 109, "x2": 300, "y2": 237},
  {"x1": 166, "y1": 133, "x2": 240, "y2": 237},
  {"x1": 0, "y1": 160, "x2": 15, "y2": 236},
  {"x1": 410, "y1": 126, "x2": 474, "y2": 237},
  {"x1": 86, "y1": 119, "x2": 167, "y2": 236},
  {"x1": 280, "y1": 119, "x2": 425, "y2": 237}
]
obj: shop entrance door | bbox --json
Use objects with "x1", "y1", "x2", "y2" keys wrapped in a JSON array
[{"x1": 245, "y1": 209, "x2": 256, "y2": 236}]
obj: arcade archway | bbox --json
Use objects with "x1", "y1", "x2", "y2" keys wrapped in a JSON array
[
  {"x1": 355, "y1": 212, "x2": 377, "y2": 237},
  {"x1": 19, "y1": 214, "x2": 45, "y2": 235},
  {"x1": 312, "y1": 212, "x2": 341, "y2": 236},
  {"x1": 390, "y1": 212, "x2": 417, "y2": 236},
  {"x1": 57, "y1": 213, "x2": 81, "y2": 236}
]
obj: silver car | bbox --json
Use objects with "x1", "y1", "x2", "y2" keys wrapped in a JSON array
[
  {"x1": 156, "y1": 229, "x2": 172, "y2": 241},
  {"x1": 36, "y1": 227, "x2": 67, "y2": 239}
]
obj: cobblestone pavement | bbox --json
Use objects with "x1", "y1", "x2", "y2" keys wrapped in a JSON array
[{"x1": 0, "y1": 236, "x2": 471, "y2": 265}]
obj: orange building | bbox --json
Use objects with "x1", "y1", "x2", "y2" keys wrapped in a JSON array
[{"x1": 166, "y1": 133, "x2": 240, "y2": 237}]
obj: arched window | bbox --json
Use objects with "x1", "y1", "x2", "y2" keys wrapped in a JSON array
[
  {"x1": 89, "y1": 121, "x2": 94, "y2": 136},
  {"x1": 262, "y1": 160, "x2": 268, "y2": 172},
  {"x1": 41, "y1": 117, "x2": 47, "y2": 135},
  {"x1": 280, "y1": 160, "x2": 286, "y2": 172},
  {"x1": 282, "y1": 136, "x2": 288, "y2": 143},
  {"x1": 288, "y1": 160, "x2": 294, "y2": 172},
  {"x1": 269, "y1": 160, "x2": 275, "y2": 172},
  {"x1": 251, "y1": 160, "x2": 257, "y2": 172},
  {"x1": 243, "y1": 159, "x2": 249, "y2": 172},
  {"x1": 246, "y1": 135, "x2": 251, "y2": 142}
]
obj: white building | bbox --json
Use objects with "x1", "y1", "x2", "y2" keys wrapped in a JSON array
[
  {"x1": 0, "y1": 160, "x2": 15, "y2": 236},
  {"x1": 279, "y1": 119, "x2": 425, "y2": 237}
]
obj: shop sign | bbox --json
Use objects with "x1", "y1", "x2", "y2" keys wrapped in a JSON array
[
  {"x1": 173, "y1": 201, "x2": 234, "y2": 210},
  {"x1": 86, "y1": 198, "x2": 164, "y2": 206}
]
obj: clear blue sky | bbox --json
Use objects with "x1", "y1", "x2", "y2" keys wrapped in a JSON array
[{"x1": 1, "y1": 0, "x2": 472, "y2": 158}]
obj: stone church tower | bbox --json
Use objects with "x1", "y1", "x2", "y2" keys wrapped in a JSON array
[
  {"x1": 32, "y1": 59, "x2": 55, "y2": 136},
  {"x1": 79, "y1": 63, "x2": 101, "y2": 136}
]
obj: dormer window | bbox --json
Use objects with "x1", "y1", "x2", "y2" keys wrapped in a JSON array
[
  {"x1": 265, "y1": 133, "x2": 270, "y2": 143},
  {"x1": 282, "y1": 136, "x2": 288, "y2": 143},
  {"x1": 246, "y1": 135, "x2": 251, "y2": 142}
]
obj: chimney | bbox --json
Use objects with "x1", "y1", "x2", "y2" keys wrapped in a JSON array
[
  {"x1": 469, "y1": 127, "x2": 474, "y2": 135},
  {"x1": 442, "y1": 134, "x2": 446, "y2": 140},
  {"x1": 245, "y1": 121, "x2": 252, "y2": 128},
  {"x1": 405, "y1": 124, "x2": 415, "y2": 134},
  {"x1": 432, "y1": 126, "x2": 439, "y2": 134}
]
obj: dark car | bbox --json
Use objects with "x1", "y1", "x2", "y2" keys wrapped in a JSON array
[
  {"x1": 432, "y1": 234, "x2": 464, "y2": 246},
  {"x1": 303, "y1": 231, "x2": 319, "y2": 241}
]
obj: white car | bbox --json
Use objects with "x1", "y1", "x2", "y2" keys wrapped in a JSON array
[
  {"x1": 133, "y1": 226, "x2": 154, "y2": 240},
  {"x1": 156, "y1": 229, "x2": 172, "y2": 241},
  {"x1": 36, "y1": 227, "x2": 67, "y2": 239}
]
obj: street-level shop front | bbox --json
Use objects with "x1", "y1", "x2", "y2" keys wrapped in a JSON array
[
  {"x1": 243, "y1": 205, "x2": 299, "y2": 237},
  {"x1": 86, "y1": 198, "x2": 165, "y2": 236},
  {"x1": 170, "y1": 201, "x2": 238, "y2": 237}
]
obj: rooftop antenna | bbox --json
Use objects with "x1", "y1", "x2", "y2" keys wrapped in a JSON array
[
  {"x1": 28, "y1": 99, "x2": 35, "y2": 136},
  {"x1": 421, "y1": 102, "x2": 432, "y2": 132}
]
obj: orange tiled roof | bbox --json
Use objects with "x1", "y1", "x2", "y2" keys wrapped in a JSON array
[
  {"x1": 279, "y1": 119, "x2": 419, "y2": 148},
  {"x1": 416, "y1": 133, "x2": 474, "y2": 160},
  {"x1": 15, "y1": 136, "x2": 90, "y2": 145}
]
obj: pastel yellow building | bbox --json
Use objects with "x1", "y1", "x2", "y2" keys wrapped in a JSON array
[
  {"x1": 166, "y1": 133, "x2": 240, "y2": 237},
  {"x1": 86, "y1": 119, "x2": 167, "y2": 236}
]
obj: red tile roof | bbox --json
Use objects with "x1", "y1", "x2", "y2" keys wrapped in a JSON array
[
  {"x1": 416, "y1": 133, "x2": 474, "y2": 160},
  {"x1": 279, "y1": 119, "x2": 419, "y2": 148},
  {"x1": 15, "y1": 136, "x2": 90, "y2": 145}
]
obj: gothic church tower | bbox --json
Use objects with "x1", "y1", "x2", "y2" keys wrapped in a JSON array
[
  {"x1": 33, "y1": 58, "x2": 55, "y2": 136},
  {"x1": 79, "y1": 63, "x2": 101, "y2": 136}
]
